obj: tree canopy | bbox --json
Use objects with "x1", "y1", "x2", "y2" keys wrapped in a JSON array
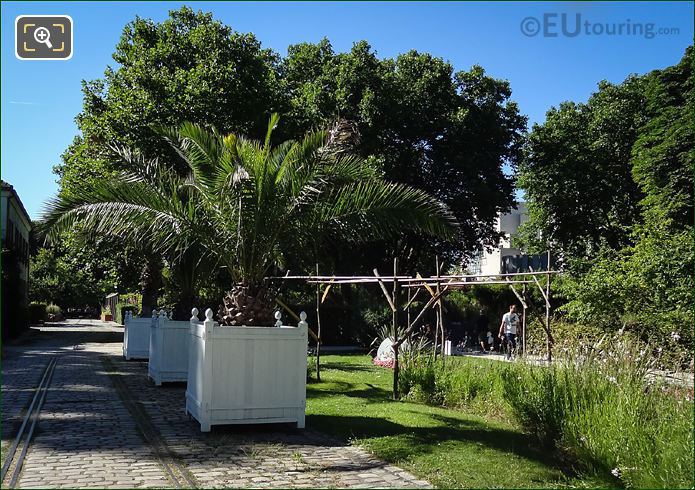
[
  {"x1": 54, "y1": 7, "x2": 525, "y2": 274},
  {"x1": 519, "y1": 46, "x2": 693, "y2": 358},
  {"x1": 42, "y1": 117, "x2": 458, "y2": 323}
]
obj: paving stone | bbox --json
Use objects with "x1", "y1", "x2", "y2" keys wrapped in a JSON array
[{"x1": 2, "y1": 320, "x2": 431, "y2": 489}]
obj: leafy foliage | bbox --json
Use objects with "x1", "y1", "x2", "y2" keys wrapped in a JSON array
[
  {"x1": 54, "y1": 9, "x2": 525, "y2": 282},
  {"x1": 502, "y1": 341, "x2": 693, "y2": 489},
  {"x1": 41, "y1": 117, "x2": 458, "y2": 324},
  {"x1": 517, "y1": 80, "x2": 645, "y2": 259},
  {"x1": 518, "y1": 47, "x2": 693, "y2": 361},
  {"x1": 282, "y1": 41, "x2": 527, "y2": 268},
  {"x1": 29, "y1": 233, "x2": 141, "y2": 310}
]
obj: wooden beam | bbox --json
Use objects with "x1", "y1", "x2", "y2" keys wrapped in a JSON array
[
  {"x1": 321, "y1": 281, "x2": 334, "y2": 303},
  {"x1": 268, "y1": 275, "x2": 411, "y2": 281},
  {"x1": 546, "y1": 250, "x2": 553, "y2": 364},
  {"x1": 315, "y1": 263, "x2": 322, "y2": 381},
  {"x1": 373, "y1": 269, "x2": 397, "y2": 312},
  {"x1": 275, "y1": 297, "x2": 300, "y2": 322},
  {"x1": 392, "y1": 257, "x2": 400, "y2": 400},
  {"x1": 275, "y1": 297, "x2": 319, "y2": 342},
  {"x1": 438, "y1": 270, "x2": 562, "y2": 280},
  {"x1": 508, "y1": 283, "x2": 528, "y2": 309},
  {"x1": 394, "y1": 286, "x2": 450, "y2": 348},
  {"x1": 418, "y1": 273, "x2": 441, "y2": 307},
  {"x1": 531, "y1": 275, "x2": 550, "y2": 307},
  {"x1": 404, "y1": 287, "x2": 422, "y2": 309},
  {"x1": 403, "y1": 280, "x2": 532, "y2": 288}
]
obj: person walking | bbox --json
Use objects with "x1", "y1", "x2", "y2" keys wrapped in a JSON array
[{"x1": 498, "y1": 304, "x2": 520, "y2": 360}]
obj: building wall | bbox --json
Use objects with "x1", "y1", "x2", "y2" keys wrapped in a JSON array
[
  {"x1": 467, "y1": 203, "x2": 528, "y2": 275},
  {"x1": 1, "y1": 185, "x2": 32, "y2": 304}
]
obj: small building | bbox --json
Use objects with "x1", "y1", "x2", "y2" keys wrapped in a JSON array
[
  {"x1": 2, "y1": 181, "x2": 32, "y2": 337},
  {"x1": 467, "y1": 203, "x2": 528, "y2": 276}
]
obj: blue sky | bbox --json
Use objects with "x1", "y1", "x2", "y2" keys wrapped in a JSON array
[{"x1": 2, "y1": 1, "x2": 692, "y2": 219}]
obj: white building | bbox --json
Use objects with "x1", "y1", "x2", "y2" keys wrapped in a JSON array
[{"x1": 467, "y1": 203, "x2": 528, "y2": 276}]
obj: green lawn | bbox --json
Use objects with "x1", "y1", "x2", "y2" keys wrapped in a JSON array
[{"x1": 306, "y1": 354, "x2": 609, "y2": 489}]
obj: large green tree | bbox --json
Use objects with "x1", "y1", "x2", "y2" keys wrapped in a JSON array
[
  {"x1": 42, "y1": 117, "x2": 457, "y2": 323},
  {"x1": 520, "y1": 47, "x2": 693, "y2": 360},
  {"x1": 29, "y1": 232, "x2": 141, "y2": 310},
  {"x1": 51, "y1": 7, "x2": 525, "y2": 315},
  {"x1": 517, "y1": 78, "x2": 646, "y2": 261},
  {"x1": 281, "y1": 40, "x2": 526, "y2": 270},
  {"x1": 53, "y1": 7, "x2": 285, "y2": 313}
]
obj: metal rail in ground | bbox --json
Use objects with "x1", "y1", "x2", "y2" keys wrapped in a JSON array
[
  {"x1": 100, "y1": 356, "x2": 197, "y2": 488},
  {"x1": 1, "y1": 356, "x2": 58, "y2": 488}
]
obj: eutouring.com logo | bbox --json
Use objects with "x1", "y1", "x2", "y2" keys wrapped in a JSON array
[{"x1": 520, "y1": 13, "x2": 680, "y2": 39}]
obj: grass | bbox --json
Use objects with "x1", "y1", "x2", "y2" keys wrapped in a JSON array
[{"x1": 306, "y1": 354, "x2": 610, "y2": 488}]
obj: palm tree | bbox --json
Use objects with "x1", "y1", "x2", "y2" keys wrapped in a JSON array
[{"x1": 41, "y1": 115, "x2": 458, "y2": 325}]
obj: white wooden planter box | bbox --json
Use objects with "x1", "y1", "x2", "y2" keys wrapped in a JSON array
[
  {"x1": 123, "y1": 312, "x2": 152, "y2": 360},
  {"x1": 186, "y1": 308, "x2": 308, "y2": 432},
  {"x1": 148, "y1": 311, "x2": 190, "y2": 386}
]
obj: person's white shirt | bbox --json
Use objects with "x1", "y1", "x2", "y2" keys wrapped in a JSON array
[{"x1": 502, "y1": 312, "x2": 519, "y2": 334}]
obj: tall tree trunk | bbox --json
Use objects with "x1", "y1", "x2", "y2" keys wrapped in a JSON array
[
  {"x1": 139, "y1": 254, "x2": 163, "y2": 317},
  {"x1": 171, "y1": 252, "x2": 199, "y2": 320}
]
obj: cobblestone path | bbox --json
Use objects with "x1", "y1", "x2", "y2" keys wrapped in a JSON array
[{"x1": 1, "y1": 321, "x2": 431, "y2": 489}]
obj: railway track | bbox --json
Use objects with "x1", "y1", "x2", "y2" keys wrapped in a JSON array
[
  {"x1": 1, "y1": 356, "x2": 58, "y2": 488},
  {"x1": 100, "y1": 356, "x2": 197, "y2": 488},
  {"x1": 2, "y1": 327, "x2": 196, "y2": 489}
]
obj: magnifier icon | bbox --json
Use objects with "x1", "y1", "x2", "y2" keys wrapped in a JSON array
[{"x1": 33, "y1": 26, "x2": 53, "y2": 49}]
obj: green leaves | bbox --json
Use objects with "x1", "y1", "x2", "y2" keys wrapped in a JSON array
[
  {"x1": 41, "y1": 118, "x2": 458, "y2": 291},
  {"x1": 529, "y1": 47, "x2": 695, "y2": 364}
]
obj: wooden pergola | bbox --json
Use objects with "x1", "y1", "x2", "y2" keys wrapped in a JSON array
[{"x1": 268, "y1": 252, "x2": 560, "y2": 399}]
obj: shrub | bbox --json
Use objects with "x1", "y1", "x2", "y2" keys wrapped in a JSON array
[
  {"x1": 502, "y1": 338, "x2": 694, "y2": 488},
  {"x1": 400, "y1": 337, "x2": 693, "y2": 488},
  {"x1": 400, "y1": 358, "x2": 438, "y2": 404},
  {"x1": 45, "y1": 303, "x2": 63, "y2": 321},
  {"x1": 28, "y1": 302, "x2": 48, "y2": 324},
  {"x1": 116, "y1": 304, "x2": 139, "y2": 324},
  {"x1": 400, "y1": 355, "x2": 507, "y2": 417}
]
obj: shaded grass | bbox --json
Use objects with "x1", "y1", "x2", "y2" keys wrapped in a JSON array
[{"x1": 306, "y1": 355, "x2": 610, "y2": 488}]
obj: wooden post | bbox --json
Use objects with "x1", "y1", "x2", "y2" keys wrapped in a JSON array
[
  {"x1": 546, "y1": 251, "x2": 552, "y2": 364},
  {"x1": 406, "y1": 288, "x2": 412, "y2": 338},
  {"x1": 432, "y1": 310, "x2": 439, "y2": 362},
  {"x1": 522, "y1": 283, "x2": 527, "y2": 356},
  {"x1": 315, "y1": 263, "x2": 322, "y2": 382},
  {"x1": 392, "y1": 257, "x2": 400, "y2": 400},
  {"x1": 436, "y1": 256, "x2": 445, "y2": 365}
]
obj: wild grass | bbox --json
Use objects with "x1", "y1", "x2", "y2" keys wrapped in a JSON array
[
  {"x1": 307, "y1": 355, "x2": 583, "y2": 488},
  {"x1": 399, "y1": 338, "x2": 694, "y2": 488},
  {"x1": 502, "y1": 339, "x2": 694, "y2": 488}
]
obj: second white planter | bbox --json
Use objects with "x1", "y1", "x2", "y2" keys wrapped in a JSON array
[
  {"x1": 186, "y1": 308, "x2": 308, "y2": 432},
  {"x1": 148, "y1": 310, "x2": 190, "y2": 385}
]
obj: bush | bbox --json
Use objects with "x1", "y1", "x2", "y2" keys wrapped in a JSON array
[
  {"x1": 28, "y1": 302, "x2": 48, "y2": 324},
  {"x1": 116, "y1": 304, "x2": 139, "y2": 324},
  {"x1": 400, "y1": 355, "x2": 507, "y2": 417},
  {"x1": 45, "y1": 303, "x2": 63, "y2": 321},
  {"x1": 502, "y1": 338, "x2": 694, "y2": 488},
  {"x1": 400, "y1": 337, "x2": 693, "y2": 488}
]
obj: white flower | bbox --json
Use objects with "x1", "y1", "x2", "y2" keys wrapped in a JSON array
[
  {"x1": 607, "y1": 376, "x2": 617, "y2": 384},
  {"x1": 671, "y1": 331, "x2": 681, "y2": 342},
  {"x1": 611, "y1": 468, "x2": 621, "y2": 478}
]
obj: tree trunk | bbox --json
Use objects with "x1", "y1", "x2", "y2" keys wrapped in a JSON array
[
  {"x1": 218, "y1": 284, "x2": 274, "y2": 326},
  {"x1": 171, "y1": 252, "x2": 199, "y2": 321},
  {"x1": 139, "y1": 255, "x2": 163, "y2": 317}
]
